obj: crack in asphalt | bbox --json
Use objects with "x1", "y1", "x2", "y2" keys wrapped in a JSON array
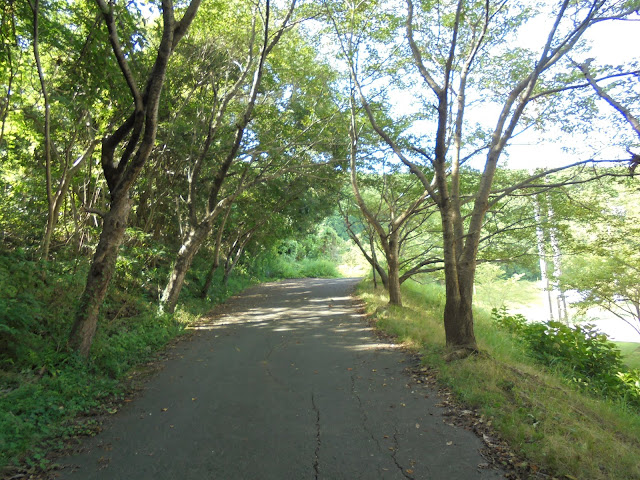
[
  {"x1": 311, "y1": 392, "x2": 321, "y2": 480},
  {"x1": 263, "y1": 331, "x2": 291, "y2": 388},
  {"x1": 350, "y1": 370, "x2": 384, "y2": 457},
  {"x1": 392, "y1": 430, "x2": 415, "y2": 480}
]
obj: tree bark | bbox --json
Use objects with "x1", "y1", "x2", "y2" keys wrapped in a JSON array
[
  {"x1": 547, "y1": 197, "x2": 568, "y2": 322},
  {"x1": 534, "y1": 196, "x2": 554, "y2": 321},
  {"x1": 440, "y1": 198, "x2": 478, "y2": 351},
  {"x1": 68, "y1": 0, "x2": 201, "y2": 357},
  {"x1": 442, "y1": 274, "x2": 476, "y2": 349},
  {"x1": 369, "y1": 234, "x2": 379, "y2": 289},
  {"x1": 160, "y1": 222, "x2": 210, "y2": 313},
  {"x1": 200, "y1": 255, "x2": 220, "y2": 299},
  {"x1": 28, "y1": 0, "x2": 54, "y2": 260},
  {"x1": 200, "y1": 200, "x2": 232, "y2": 298},
  {"x1": 68, "y1": 194, "x2": 131, "y2": 357},
  {"x1": 387, "y1": 232, "x2": 402, "y2": 306}
]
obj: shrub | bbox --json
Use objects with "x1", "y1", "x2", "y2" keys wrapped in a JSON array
[
  {"x1": 491, "y1": 306, "x2": 528, "y2": 335},
  {"x1": 491, "y1": 308, "x2": 639, "y2": 408}
]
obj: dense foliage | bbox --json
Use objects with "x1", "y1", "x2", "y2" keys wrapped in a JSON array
[{"x1": 492, "y1": 307, "x2": 640, "y2": 408}]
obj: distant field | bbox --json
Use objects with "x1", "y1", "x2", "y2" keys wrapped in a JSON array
[{"x1": 617, "y1": 342, "x2": 640, "y2": 370}]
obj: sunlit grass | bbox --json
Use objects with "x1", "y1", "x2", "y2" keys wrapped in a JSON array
[
  {"x1": 618, "y1": 341, "x2": 640, "y2": 370},
  {"x1": 357, "y1": 279, "x2": 640, "y2": 480}
]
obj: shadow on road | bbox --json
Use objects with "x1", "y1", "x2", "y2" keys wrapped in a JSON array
[{"x1": 57, "y1": 278, "x2": 503, "y2": 480}]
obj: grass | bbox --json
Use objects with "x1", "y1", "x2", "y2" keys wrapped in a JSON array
[
  {"x1": 357, "y1": 279, "x2": 640, "y2": 480},
  {"x1": 263, "y1": 256, "x2": 341, "y2": 279},
  {"x1": 618, "y1": 342, "x2": 640, "y2": 370}
]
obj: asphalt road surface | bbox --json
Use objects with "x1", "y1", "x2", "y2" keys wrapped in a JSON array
[{"x1": 58, "y1": 278, "x2": 504, "y2": 480}]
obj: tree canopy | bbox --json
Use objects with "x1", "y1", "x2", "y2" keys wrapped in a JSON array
[{"x1": 1, "y1": 0, "x2": 638, "y2": 358}]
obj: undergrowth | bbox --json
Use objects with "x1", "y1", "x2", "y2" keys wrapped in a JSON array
[
  {"x1": 357, "y1": 279, "x2": 640, "y2": 480},
  {"x1": 492, "y1": 306, "x2": 640, "y2": 408}
]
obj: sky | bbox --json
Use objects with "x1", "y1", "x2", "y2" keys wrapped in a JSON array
[{"x1": 500, "y1": 16, "x2": 640, "y2": 171}]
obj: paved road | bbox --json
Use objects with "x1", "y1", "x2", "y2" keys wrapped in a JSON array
[{"x1": 58, "y1": 278, "x2": 503, "y2": 479}]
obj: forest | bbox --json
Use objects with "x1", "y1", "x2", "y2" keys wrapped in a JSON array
[{"x1": 1, "y1": 0, "x2": 640, "y2": 478}]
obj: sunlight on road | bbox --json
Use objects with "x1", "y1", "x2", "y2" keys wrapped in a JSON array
[{"x1": 186, "y1": 279, "x2": 400, "y2": 350}]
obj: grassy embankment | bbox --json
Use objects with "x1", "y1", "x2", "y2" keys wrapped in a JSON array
[{"x1": 357, "y1": 278, "x2": 640, "y2": 480}]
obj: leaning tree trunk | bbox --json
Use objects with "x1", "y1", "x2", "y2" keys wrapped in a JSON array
[
  {"x1": 200, "y1": 203, "x2": 232, "y2": 298},
  {"x1": 369, "y1": 235, "x2": 379, "y2": 289},
  {"x1": 200, "y1": 255, "x2": 220, "y2": 299},
  {"x1": 68, "y1": 194, "x2": 131, "y2": 357},
  {"x1": 160, "y1": 222, "x2": 210, "y2": 313},
  {"x1": 67, "y1": 0, "x2": 202, "y2": 357}
]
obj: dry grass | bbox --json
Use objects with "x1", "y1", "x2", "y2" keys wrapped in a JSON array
[{"x1": 357, "y1": 280, "x2": 640, "y2": 480}]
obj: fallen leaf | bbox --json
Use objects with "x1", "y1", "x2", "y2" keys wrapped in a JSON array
[
  {"x1": 347, "y1": 367, "x2": 353, "y2": 371},
  {"x1": 446, "y1": 441, "x2": 453, "y2": 446},
  {"x1": 191, "y1": 397, "x2": 197, "y2": 401},
  {"x1": 415, "y1": 423, "x2": 420, "y2": 429},
  {"x1": 161, "y1": 408, "x2": 168, "y2": 412},
  {"x1": 406, "y1": 469, "x2": 414, "y2": 474}
]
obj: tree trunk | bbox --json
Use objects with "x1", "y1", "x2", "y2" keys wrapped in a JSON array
[
  {"x1": 440, "y1": 203, "x2": 478, "y2": 351},
  {"x1": 160, "y1": 223, "x2": 209, "y2": 313},
  {"x1": 200, "y1": 204, "x2": 232, "y2": 298},
  {"x1": 29, "y1": 0, "x2": 54, "y2": 260},
  {"x1": 547, "y1": 198, "x2": 568, "y2": 323},
  {"x1": 534, "y1": 196, "x2": 554, "y2": 321},
  {"x1": 68, "y1": 194, "x2": 131, "y2": 357},
  {"x1": 67, "y1": 0, "x2": 202, "y2": 358},
  {"x1": 387, "y1": 233, "x2": 402, "y2": 306},
  {"x1": 370, "y1": 234, "x2": 378, "y2": 289},
  {"x1": 200, "y1": 256, "x2": 220, "y2": 299},
  {"x1": 442, "y1": 272, "x2": 476, "y2": 349}
]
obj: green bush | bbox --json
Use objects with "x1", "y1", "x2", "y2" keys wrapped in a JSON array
[
  {"x1": 525, "y1": 321, "x2": 623, "y2": 382},
  {"x1": 491, "y1": 306, "x2": 528, "y2": 335},
  {"x1": 256, "y1": 252, "x2": 339, "y2": 280},
  {"x1": 616, "y1": 370, "x2": 640, "y2": 405},
  {"x1": 0, "y1": 252, "x2": 44, "y2": 364},
  {"x1": 491, "y1": 308, "x2": 639, "y2": 408},
  {"x1": 298, "y1": 258, "x2": 339, "y2": 278}
]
